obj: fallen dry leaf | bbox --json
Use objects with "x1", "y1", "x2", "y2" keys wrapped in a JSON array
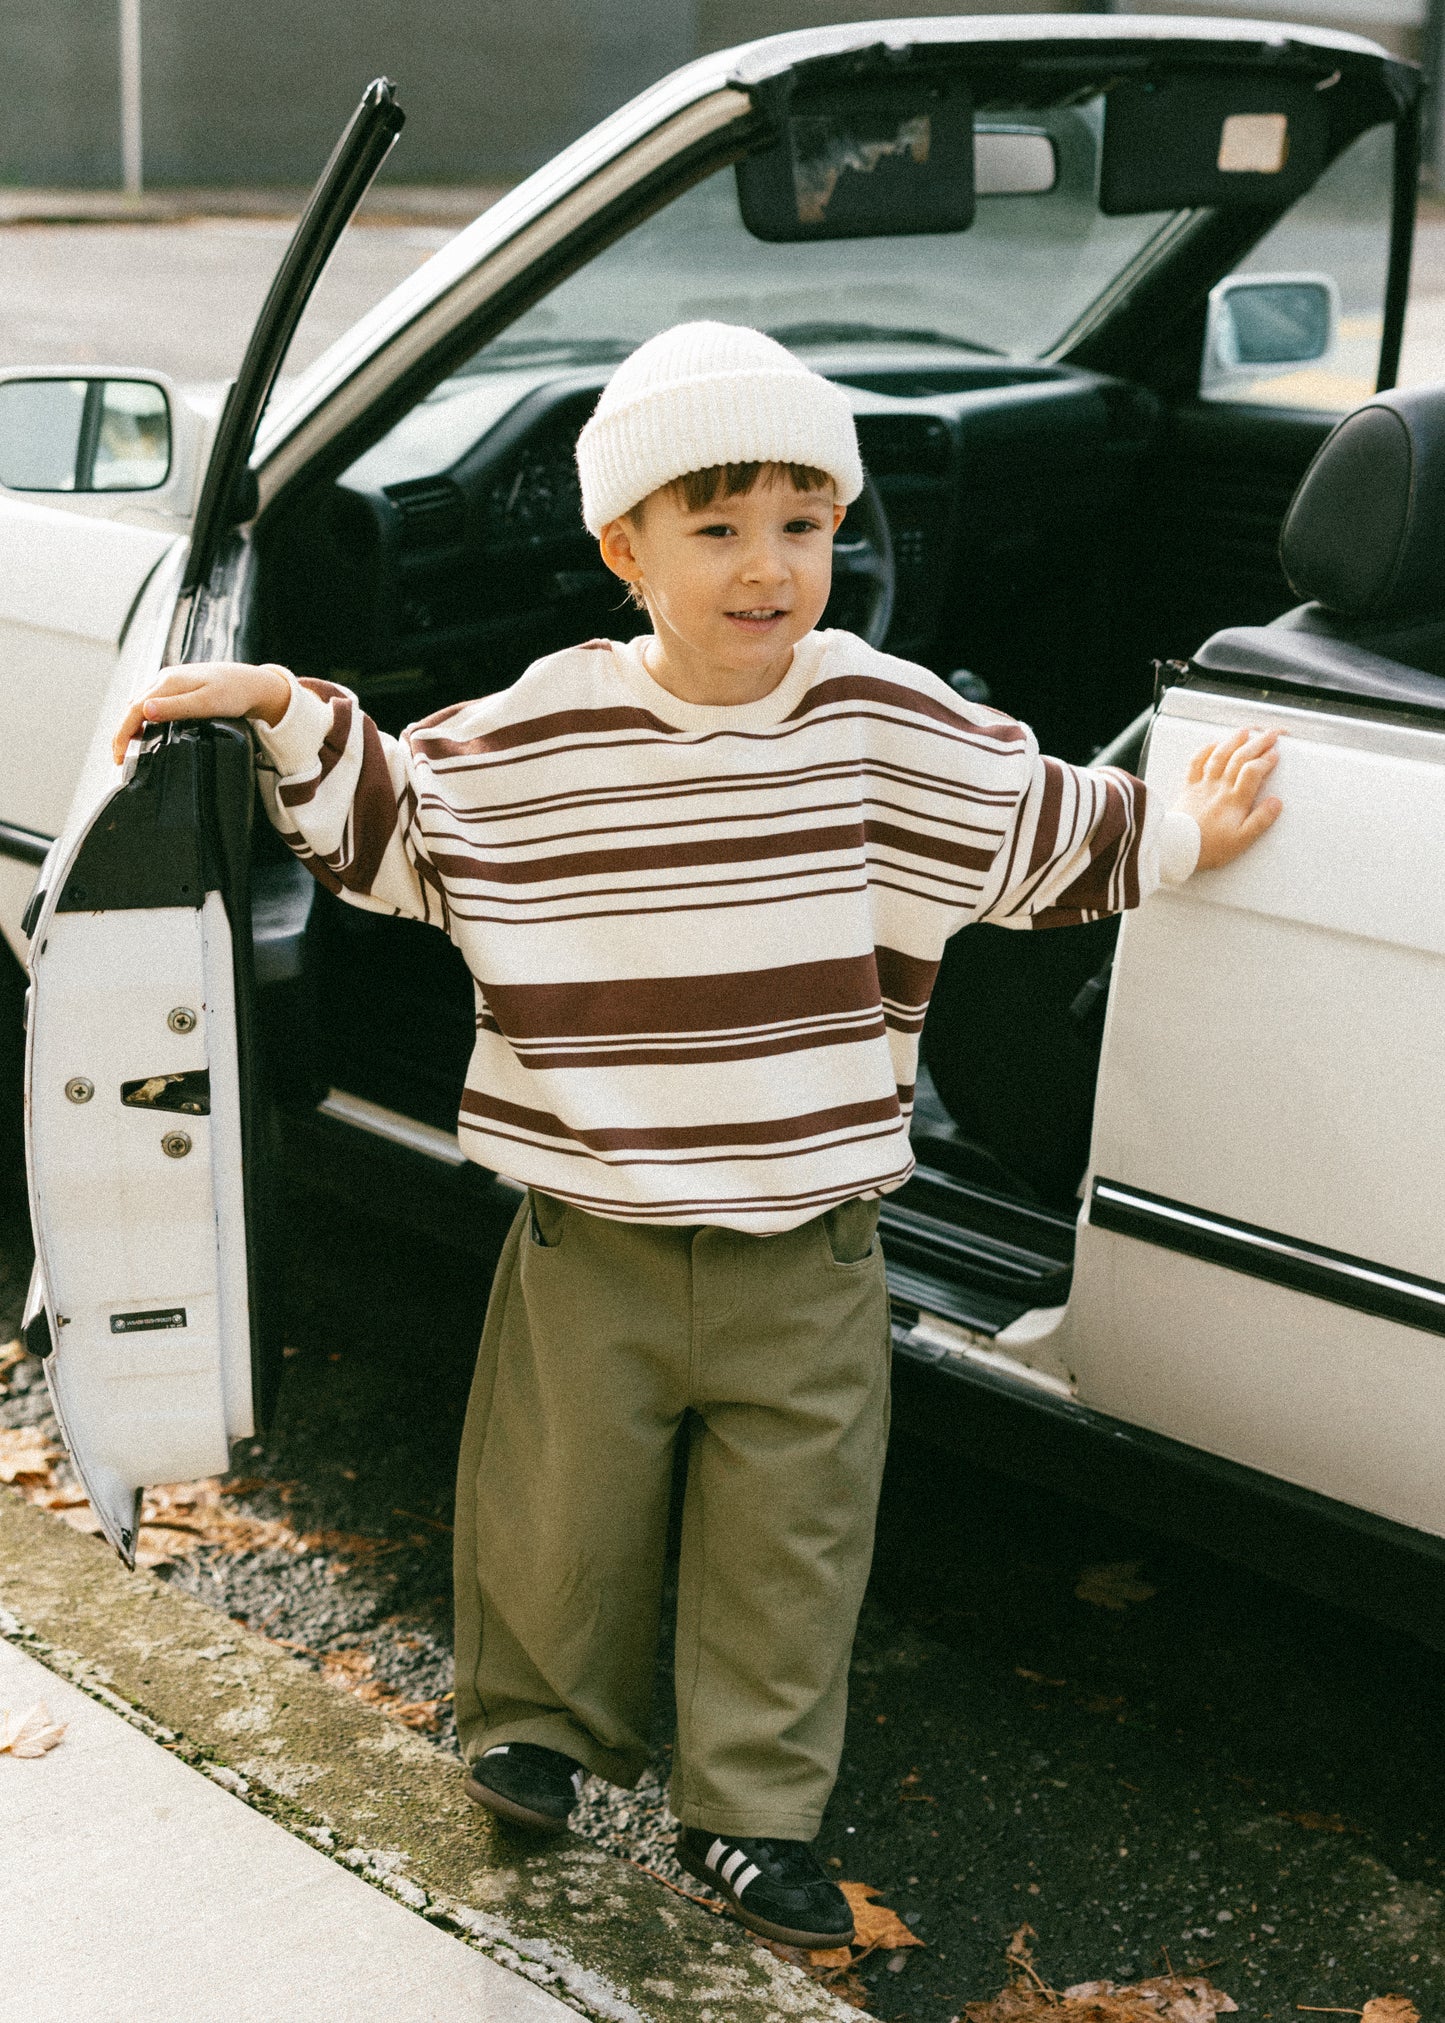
[
  {"x1": 964, "y1": 1927, "x2": 1236, "y2": 2023},
  {"x1": 841, "y1": 1880, "x2": 926, "y2": 1954},
  {"x1": 790, "y1": 1878, "x2": 926, "y2": 2000},
  {"x1": 126, "y1": 1479, "x2": 407, "y2": 1570},
  {"x1": 1075, "y1": 1561, "x2": 1157, "y2": 1611},
  {"x1": 0, "y1": 1425, "x2": 58, "y2": 1485},
  {"x1": 1361, "y1": 2000, "x2": 1420, "y2": 2023},
  {"x1": 1278, "y1": 1809, "x2": 1349, "y2": 1834},
  {"x1": 0, "y1": 1338, "x2": 27, "y2": 1381},
  {"x1": 0, "y1": 1702, "x2": 66, "y2": 1757},
  {"x1": 317, "y1": 1646, "x2": 443, "y2": 1730}
]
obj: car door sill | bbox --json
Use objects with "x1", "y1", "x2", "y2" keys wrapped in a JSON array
[
  {"x1": 1091, "y1": 1177, "x2": 1445, "y2": 1338},
  {"x1": 316, "y1": 1087, "x2": 467, "y2": 1166},
  {"x1": 896, "y1": 1310, "x2": 1075, "y2": 1399}
]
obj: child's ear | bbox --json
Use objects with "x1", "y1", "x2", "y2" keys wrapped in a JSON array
[
  {"x1": 599, "y1": 517, "x2": 643, "y2": 587},
  {"x1": 831, "y1": 500, "x2": 846, "y2": 534}
]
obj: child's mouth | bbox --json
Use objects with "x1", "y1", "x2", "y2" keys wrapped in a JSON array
[{"x1": 725, "y1": 607, "x2": 789, "y2": 632}]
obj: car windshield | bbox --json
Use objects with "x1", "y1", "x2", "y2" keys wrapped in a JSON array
[{"x1": 458, "y1": 98, "x2": 1180, "y2": 373}]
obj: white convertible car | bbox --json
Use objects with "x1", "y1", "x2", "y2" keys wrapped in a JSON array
[{"x1": 3, "y1": 19, "x2": 1443, "y2": 1649}]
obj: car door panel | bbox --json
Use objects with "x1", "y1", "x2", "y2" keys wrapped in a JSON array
[
  {"x1": 26, "y1": 888, "x2": 250, "y2": 1557},
  {"x1": 1060, "y1": 686, "x2": 1445, "y2": 1536},
  {"x1": 23, "y1": 81, "x2": 404, "y2": 1563}
]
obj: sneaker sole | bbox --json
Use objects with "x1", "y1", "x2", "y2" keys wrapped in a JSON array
[
  {"x1": 676, "y1": 1841, "x2": 855, "y2": 1951},
  {"x1": 464, "y1": 1770, "x2": 573, "y2": 1833}
]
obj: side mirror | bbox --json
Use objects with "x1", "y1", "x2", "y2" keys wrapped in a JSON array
[
  {"x1": 1201, "y1": 273, "x2": 1339, "y2": 398},
  {"x1": 0, "y1": 376, "x2": 172, "y2": 494}
]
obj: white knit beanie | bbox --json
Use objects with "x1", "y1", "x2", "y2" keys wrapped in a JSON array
[{"x1": 575, "y1": 321, "x2": 864, "y2": 534}]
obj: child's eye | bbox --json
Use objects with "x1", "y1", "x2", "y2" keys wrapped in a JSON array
[
  {"x1": 697, "y1": 522, "x2": 735, "y2": 538},
  {"x1": 785, "y1": 517, "x2": 824, "y2": 534}
]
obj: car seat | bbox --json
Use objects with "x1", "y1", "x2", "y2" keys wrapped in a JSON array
[{"x1": 1194, "y1": 380, "x2": 1445, "y2": 697}]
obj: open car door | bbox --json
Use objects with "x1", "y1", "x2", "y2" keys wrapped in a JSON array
[
  {"x1": 22, "y1": 80, "x2": 405, "y2": 1564},
  {"x1": 1063, "y1": 663, "x2": 1445, "y2": 1541}
]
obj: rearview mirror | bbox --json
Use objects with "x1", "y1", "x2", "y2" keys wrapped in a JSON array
[
  {"x1": 974, "y1": 128, "x2": 1057, "y2": 197},
  {"x1": 1201, "y1": 273, "x2": 1339, "y2": 395},
  {"x1": 0, "y1": 377, "x2": 171, "y2": 493}
]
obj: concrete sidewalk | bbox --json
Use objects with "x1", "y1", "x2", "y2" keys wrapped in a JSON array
[{"x1": 0, "y1": 1635, "x2": 572, "y2": 2023}]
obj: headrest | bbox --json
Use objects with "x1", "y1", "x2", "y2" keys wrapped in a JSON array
[{"x1": 1280, "y1": 384, "x2": 1445, "y2": 622}]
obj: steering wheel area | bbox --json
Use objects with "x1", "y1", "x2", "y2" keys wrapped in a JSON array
[{"x1": 825, "y1": 470, "x2": 895, "y2": 648}]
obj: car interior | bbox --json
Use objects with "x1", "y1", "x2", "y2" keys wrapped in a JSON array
[{"x1": 233, "y1": 39, "x2": 1416, "y2": 1340}]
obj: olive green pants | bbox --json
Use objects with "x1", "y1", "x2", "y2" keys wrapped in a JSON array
[{"x1": 452, "y1": 1189, "x2": 891, "y2": 1839}]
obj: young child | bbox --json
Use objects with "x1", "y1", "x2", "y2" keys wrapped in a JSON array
[{"x1": 115, "y1": 322, "x2": 1280, "y2": 1950}]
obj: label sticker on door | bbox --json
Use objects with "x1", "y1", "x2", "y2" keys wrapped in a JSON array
[{"x1": 110, "y1": 1307, "x2": 187, "y2": 1334}]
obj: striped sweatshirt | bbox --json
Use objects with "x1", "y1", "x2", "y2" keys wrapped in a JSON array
[{"x1": 255, "y1": 629, "x2": 1199, "y2": 1232}]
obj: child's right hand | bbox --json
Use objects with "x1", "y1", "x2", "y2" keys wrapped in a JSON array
[{"x1": 111, "y1": 662, "x2": 292, "y2": 767}]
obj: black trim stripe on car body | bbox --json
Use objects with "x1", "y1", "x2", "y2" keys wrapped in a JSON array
[
  {"x1": 1090, "y1": 1178, "x2": 1445, "y2": 1338},
  {"x1": 0, "y1": 820, "x2": 51, "y2": 867}
]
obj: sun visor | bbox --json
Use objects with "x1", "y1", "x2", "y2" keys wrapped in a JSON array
[
  {"x1": 1099, "y1": 71, "x2": 1329, "y2": 215},
  {"x1": 737, "y1": 77, "x2": 975, "y2": 241}
]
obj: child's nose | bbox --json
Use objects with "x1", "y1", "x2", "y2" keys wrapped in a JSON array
[{"x1": 739, "y1": 539, "x2": 789, "y2": 583}]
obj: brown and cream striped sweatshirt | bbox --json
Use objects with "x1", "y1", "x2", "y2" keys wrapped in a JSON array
[{"x1": 255, "y1": 629, "x2": 1198, "y2": 1231}]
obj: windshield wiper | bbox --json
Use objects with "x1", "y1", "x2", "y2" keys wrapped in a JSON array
[
  {"x1": 766, "y1": 320, "x2": 1004, "y2": 358},
  {"x1": 458, "y1": 335, "x2": 638, "y2": 373}
]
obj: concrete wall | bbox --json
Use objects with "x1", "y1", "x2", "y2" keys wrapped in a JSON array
[
  {"x1": 0, "y1": 0, "x2": 1422, "y2": 190},
  {"x1": 0, "y1": 0, "x2": 701, "y2": 186}
]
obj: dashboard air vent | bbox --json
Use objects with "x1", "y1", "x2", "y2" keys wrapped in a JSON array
[{"x1": 384, "y1": 476, "x2": 465, "y2": 550}]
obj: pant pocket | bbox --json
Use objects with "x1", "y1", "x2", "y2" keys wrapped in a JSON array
[
  {"x1": 528, "y1": 1189, "x2": 569, "y2": 1249},
  {"x1": 820, "y1": 1196, "x2": 880, "y2": 1268}
]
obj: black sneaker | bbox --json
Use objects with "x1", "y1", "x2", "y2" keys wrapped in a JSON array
[
  {"x1": 676, "y1": 1826, "x2": 855, "y2": 1949},
  {"x1": 464, "y1": 1742, "x2": 584, "y2": 1831}
]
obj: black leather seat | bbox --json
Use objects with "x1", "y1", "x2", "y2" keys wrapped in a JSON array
[{"x1": 1194, "y1": 383, "x2": 1445, "y2": 704}]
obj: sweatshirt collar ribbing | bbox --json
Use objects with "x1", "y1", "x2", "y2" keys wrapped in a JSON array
[{"x1": 608, "y1": 630, "x2": 831, "y2": 733}]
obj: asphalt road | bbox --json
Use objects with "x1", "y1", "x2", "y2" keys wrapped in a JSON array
[
  {"x1": 0, "y1": 215, "x2": 458, "y2": 388},
  {"x1": 4, "y1": 1153, "x2": 1445, "y2": 2023}
]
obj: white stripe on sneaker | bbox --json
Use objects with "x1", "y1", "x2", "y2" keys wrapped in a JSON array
[
  {"x1": 705, "y1": 1837, "x2": 728, "y2": 1873},
  {"x1": 720, "y1": 1849, "x2": 749, "y2": 1885},
  {"x1": 731, "y1": 1862, "x2": 762, "y2": 1897}
]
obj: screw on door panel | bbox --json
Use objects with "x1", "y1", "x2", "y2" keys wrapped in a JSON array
[
  {"x1": 162, "y1": 1131, "x2": 192, "y2": 1158},
  {"x1": 167, "y1": 1006, "x2": 197, "y2": 1034},
  {"x1": 65, "y1": 1077, "x2": 94, "y2": 1104}
]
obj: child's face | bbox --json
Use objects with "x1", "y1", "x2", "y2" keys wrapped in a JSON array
[{"x1": 601, "y1": 469, "x2": 845, "y2": 681}]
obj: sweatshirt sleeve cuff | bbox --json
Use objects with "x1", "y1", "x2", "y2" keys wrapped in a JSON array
[
  {"x1": 251, "y1": 672, "x2": 336, "y2": 781},
  {"x1": 1159, "y1": 809, "x2": 1202, "y2": 886}
]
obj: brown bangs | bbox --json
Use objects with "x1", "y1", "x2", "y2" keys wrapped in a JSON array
[{"x1": 630, "y1": 461, "x2": 834, "y2": 522}]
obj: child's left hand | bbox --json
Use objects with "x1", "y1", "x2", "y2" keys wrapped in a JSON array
[{"x1": 1174, "y1": 727, "x2": 1282, "y2": 870}]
